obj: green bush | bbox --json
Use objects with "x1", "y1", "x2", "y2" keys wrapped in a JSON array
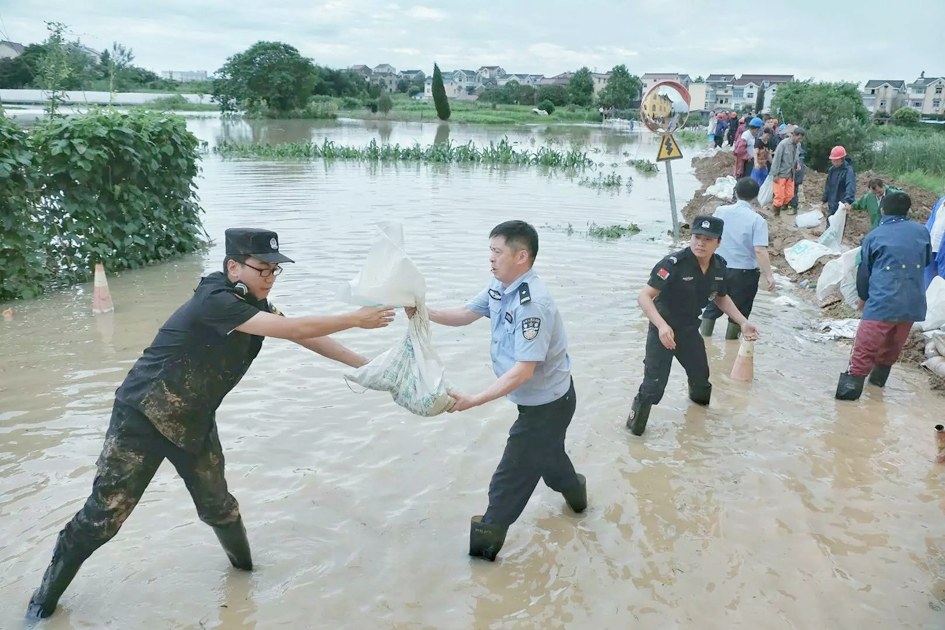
[
  {"x1": 0, "y1": 109, "x2": 204, "y2": 301},
  {"x1": 538, "y1": 99, "x2": 555, "y2": 115},
  {"x1": 892, "y1": 107, "x2": 920, "y2": 126}
]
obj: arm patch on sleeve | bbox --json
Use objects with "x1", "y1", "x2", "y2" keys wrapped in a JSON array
[
  {"x1": 657, "y1": 267, "x2": 670, "y2": 280},
  {"x1": 522, "y1": 317, "x2": 541, "y2": 340}
]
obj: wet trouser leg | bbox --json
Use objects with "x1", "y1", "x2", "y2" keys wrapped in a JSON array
[
  {"x1": 702, "y1": 269, "x2": 759, "y2": 324},
  {"x1": 636, "y1": 324, "x2": 711, "y2": 405},
  {"x1": 848, "y1": 320, "x2": 912, "y2": 377},
  {"x1": 167, "y1": 422, "x2": 249, "y2": 569},
  {"x1": 28, "y1": 402, "x2": 164, "y2": 618},
  {"x1": 481, "y1": 380, "x2": 580, "y2": 530}
]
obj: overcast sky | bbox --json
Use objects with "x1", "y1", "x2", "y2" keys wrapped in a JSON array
[{"x1": 1, "y1": 1, "x2": 941, "y2": 85}]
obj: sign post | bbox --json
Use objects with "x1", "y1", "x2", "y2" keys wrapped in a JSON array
[
  {"x1": 655, "y1": 133, "x2": 684, "y2": 241},
  {"x1": 640, "y1": 80, "x2": 691, "y2": 243}
]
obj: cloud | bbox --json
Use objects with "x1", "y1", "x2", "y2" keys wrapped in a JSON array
[{"x1": 405, "y1": 6, "x2": 445, "y2": 20}]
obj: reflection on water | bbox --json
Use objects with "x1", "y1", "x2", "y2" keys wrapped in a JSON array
[{"x1": 0, "y1": 118, "x2": 942, "y2": 629}]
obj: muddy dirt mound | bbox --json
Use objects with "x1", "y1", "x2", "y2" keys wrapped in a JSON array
[{"x1": 900, "y1": 329, "x2": 928, "y2": 366}]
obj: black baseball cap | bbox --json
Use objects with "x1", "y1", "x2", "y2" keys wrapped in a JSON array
[
  {"x1": 225, "y1": 228, "x2": 294, "y2": 264},
  {"x1": 691, "y1": 215, "x2": 724, "y2": 239}
]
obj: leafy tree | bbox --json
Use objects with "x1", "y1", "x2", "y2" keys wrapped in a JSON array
[
  {"x1": 0, "y1": 47, "x2": 39, "y2": 88},
  {"x1": 771, "y1": 81, "x2": 871, "y2": 171},
  {"x1": 101, "y1": 42, "x2": 134, "y2": 96},
  {"x1": 212, "y1": 41, "x2": 318, "y2": 114},
  {"x1": 694, "y1": 75, "x2": 704, "y2": 82},
  {"x1": 312, "y1": 66, "x2": 369, "y2": 98},
  {"x1": 38, "y1": 22, "x2": 72, "y2": 115},
  {"x1": 378, "y1": 92, "x2": 393, "y2": 116},
  {"x1": 568, "y1": 67, "x2": 594, "y2": 107},
  {"x1": 597, "y1": 65, "x2": 641, "y2": 109},
  {"x1": 537, "y1": 84, "x2": 569, "y2": 106},
  {"x1": 431, "y1": 63, "x2": 450, "y2": 121},
  {"x1": 892, "y1": 106, "x2": 920, "y2": 126},
  {"x1": 538, "y1": 99, "x2": 555, "y2": 115},
  {"x1": 754, "y1": 86, "x2": 765, "y2": 115},
  {"x1": 396, "y1": 77, "x2": 410, "y2": 93}
]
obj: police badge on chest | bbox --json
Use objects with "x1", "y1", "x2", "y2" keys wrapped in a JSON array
[{"x1": 522, "y1": 317, "x2": 541, "y2": 340}]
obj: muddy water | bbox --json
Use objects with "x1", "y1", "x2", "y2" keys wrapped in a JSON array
[{"x1": 1, "y1": 119, "x2": 943, "y2": 629}]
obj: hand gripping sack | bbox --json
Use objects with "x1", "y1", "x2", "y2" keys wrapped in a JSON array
[{"x1": 339, "y1": 222, "x2": 454, "y2": 416}]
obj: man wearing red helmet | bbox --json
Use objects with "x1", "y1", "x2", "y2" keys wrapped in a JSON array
[{"x1": 823, "y1": 146, "x2": 857, "y2": 216}]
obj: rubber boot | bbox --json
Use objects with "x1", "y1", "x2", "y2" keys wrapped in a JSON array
[
  {"x1": 26, "y1": 535, "x2": 86, "y2": 619},
  {"x1": 213, "y1": 517, "x2": 253, "y2": 570},
  {"x1": 626, "y1": 395, "x2": 652, "y2": 436},
  {"x1": 725, "y1": 320, "x2": 741, "y2": 340},
  {"x1": 699, "y1": 318, "x2": 716, "y2": 338},
  {"x1": 773, "y1": 204, "x2": 782, "y2": 218},
  {"x1": 561, "y1": 474, "x2": 587, "y2": 513},
  {"x1": 689, "y1": 382, "x2": 712, "y2": 406},
  {"x1": 868, "y1": 365, "x2": 892, "y2": 388},
  {"x1": 786, "y1": 206, "x2": 797, "y2": 215},
  {"x1": 469, "y1": 516, "x2": 506, "y2": 561},
  {"x1": 835, "y1": 372, "x2": 865, "y2": 401}
]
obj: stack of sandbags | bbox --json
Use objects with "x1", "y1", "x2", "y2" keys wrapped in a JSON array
[{"x1": 921, "y1": 333, "x2": 945, "y2": 378}]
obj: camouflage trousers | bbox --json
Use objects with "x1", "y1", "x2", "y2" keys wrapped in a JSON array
[{"x1": 53, "y1": 401, "x2": 241, "y2": 562}]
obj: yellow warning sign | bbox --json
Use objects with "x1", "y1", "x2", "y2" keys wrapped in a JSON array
[{"x1": 656, "y1": 134, "x2": 683, "y2": 162}]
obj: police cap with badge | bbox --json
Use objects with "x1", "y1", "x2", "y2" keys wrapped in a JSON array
[
  {"x1": 225, "y1": 228, "x2": 295, "y2": 263},
  {"x1": 691, "y1": 215, "x2": 724, "y2": 239}
]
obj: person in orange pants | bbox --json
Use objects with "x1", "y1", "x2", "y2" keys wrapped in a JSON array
[{"x1": 768, "y1": 127, "x2": 805, "y2": 216}]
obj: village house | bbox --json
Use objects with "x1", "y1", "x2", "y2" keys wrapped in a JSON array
[
  {"x1": 705, "y1": 74, "x2": 735, "y2": 110},
  {"x1": 477, "y1": 65, "x2": 506, "y2": 84},
  {"x1": 861, "y1": 80, "x2": 906, "y2": 115},
  {"x1": 540, "y1": 72, "x2": 573, "y2": 87},
  {"x1": 371, "y1": 64, "x2": 398, "y2": 92},
  {"x1": 591, "y1": 72, "x2": 611, "y2": 96},
  {"x1": 497, "y1": 73, "x2": 545, "y2": 88},
  {"x1": 906, "y1": 72, "x2": 945, "y2": 115},
  {"x1": 349, "y1": 64, "x2": 373, "y2": 79},
  {"x1": 730, "y1": 74, "x2": 793, "y2": 113},
  {"x1": 399, "y1": 69, "x2": 425, "y2": 83},
  {"x1": 0, "y1": 40, "x2": 25, "y2": 60}
]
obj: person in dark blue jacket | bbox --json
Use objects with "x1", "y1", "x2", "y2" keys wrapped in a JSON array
[
  {"x1": 836, "y1": 191, "x2": 932, "y2": 400},
  {"x1": 822, "y1": 145, "x2": 857, "y2": 217}
]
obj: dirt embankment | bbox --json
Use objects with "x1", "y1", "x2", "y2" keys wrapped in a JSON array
[{"x1": 683, "y1": 150, "x2": 942, "y2": 391}]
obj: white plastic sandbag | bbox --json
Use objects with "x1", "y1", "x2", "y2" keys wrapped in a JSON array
[
  {"x1": 345, "y1": 305, "x2": 455, "y2": 416},
  {"x1": 758, "y1": 173, "x2": 773, "y2": 206},
  {"x1": 816, "y1": 246, "x2": 861, "y2": 307},
  {"x1": 795, "y1": 208, "x2": 823, "y2": 229},
  {"x1": 785, "y1": 239, "x2": 836, "y2": 274},
  {"x1": 339, "y1": 222, "x2": 453, "y2": 416},
  {"x1": 816, "y1": 204, "x2": 848, "y2": 254},
  {"x1": 918, "y1": 276, "x2": 945, "y2": 332},
  {"x1": 704, "y1": 176, "x2": 737, "y2": 200}
]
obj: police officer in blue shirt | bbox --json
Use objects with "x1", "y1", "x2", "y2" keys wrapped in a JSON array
[
  {"x1": 626, "y1": 215, "x2": 760, "y2": 436},
  {"x1": 416, "y1": 220, "x2": 586, "y2": 561}
]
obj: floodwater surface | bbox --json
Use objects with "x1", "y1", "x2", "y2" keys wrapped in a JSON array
[{"x1": 1, "y1": 118, "x2": 943, "y2": 629}]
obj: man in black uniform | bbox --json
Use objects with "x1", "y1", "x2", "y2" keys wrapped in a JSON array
[
  {"x1": 626, "y1": 216, "x2": 761, "y2": 436},
  {"x1": 27, "y1": 228, "x2": 395, "y2": 619}
]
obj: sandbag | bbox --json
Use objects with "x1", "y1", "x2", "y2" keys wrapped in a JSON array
[
  {"x1": 346, "y1": 305, "x2": 454, "y2": 416},
  {"x1": 795, "y1": 208, "x2": 823, "y2": 229},
  {"x1": 918, "y1": 276, "x2": 945, "y2": 332},
  {"x1": 922, "y1": 356, "x2": 945, "y2": 378},
  {"x1": 935, "y1": 335, "x2": 945, "y2": 357},
  {"x1": 816, "y1": 204, "x2": 848, "y2": 254},
  {"x1": 704, "y1": 175, "x2": 736, "y2": 200},
  {"x1": 339, "y1": 222, "x2": 453, "y2": 416},
  {"x1": 758, "y1": 173, "x2": 773, "y2": 206},
  {"x1": 785, "y1": 239, "x2": 836, "y2": 274},
  {"x1": 816, "y1": 246, "x2": 861, "y2": 307}
]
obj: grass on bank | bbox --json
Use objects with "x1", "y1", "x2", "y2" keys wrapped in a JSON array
[
  {"x1": 339, "y1": 95, "x2": 602, "y2": 125},
  {"x1": 865, "y1": 131, "x2": 945, "y2": 195}
]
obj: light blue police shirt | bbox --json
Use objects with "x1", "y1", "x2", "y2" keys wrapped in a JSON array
[
  {"x1": 466, "y1": 269, "x2": 572, "y2": 406},
  {"x1": 714, "y1": 199, "x2": 769, "y2": 270}
]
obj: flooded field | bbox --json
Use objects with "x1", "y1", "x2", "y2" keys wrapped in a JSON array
[{"x1": 1, "y1": 118, "x2": 943, "y2": 629}]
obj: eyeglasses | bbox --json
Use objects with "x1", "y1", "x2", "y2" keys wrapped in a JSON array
[{"x1": 242, "y1": 261, "x2": 283, "y2": 277}]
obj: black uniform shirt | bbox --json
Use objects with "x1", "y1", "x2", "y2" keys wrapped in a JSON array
[
  {"x1": 647, "y1": 247, "x2": 728, "y2": 329},
  {"x1": 116, "y1": 272, "x2": 277, "y2": 451}
]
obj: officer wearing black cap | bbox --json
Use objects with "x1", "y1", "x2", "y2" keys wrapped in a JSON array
[
  {"x1": 626, "y1": 215, "x2": 760, "y2": 436},
  {"x1": 27, "y1": 228, "x2": 395, "y2": 620}
]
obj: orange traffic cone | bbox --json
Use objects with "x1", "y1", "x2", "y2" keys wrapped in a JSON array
[
  {"x1": 730, "y1": 339, "x2": 755, "y2": 382},
  {"x1": 936, "y1": 425, "x2": 945, "y2": 464},
  {"x1": 92, "y1": 263, "x2": 114, "y2": 315}
]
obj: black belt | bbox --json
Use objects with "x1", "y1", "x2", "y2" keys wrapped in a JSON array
[{"x1": 728, "y1": 268, "x2": 760, "y2": 274}]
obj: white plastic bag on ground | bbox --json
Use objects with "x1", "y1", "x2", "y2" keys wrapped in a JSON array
[
  {"x1": 818, "y1": 319, "x2": 861, "y2": 339},
  {"x1": 339, "y1": 222, "x2": 454, "y2": 416},
  {"x1": 816, "y1": 204, "x2": 848, "y2": 254},
  {"x1": 795, "y1": 208, "x2": 823, "y2": 229},
  {"x1": 919, "y1": 277, "x2": 945, "y2": 332},
  {"x1": 922, "y1": 356, "x2": 945, "y2": 378},
  {"x1": 816, "y1": 246, "x2": 861, "y2": 307},
  {"x1": 758, "y1": 173, "x2": 773, "y2": 206},
  {"x1": 785, "y1": 239, "x2": 836, "y2": 274},
  {"x1": 704, "y1": 176, "x2": 736, "y2": 200}
]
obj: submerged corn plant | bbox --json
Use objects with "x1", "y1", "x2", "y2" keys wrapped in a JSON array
[{"x1": 214, "y1": 137, "x2": 596, "y2": 168}]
